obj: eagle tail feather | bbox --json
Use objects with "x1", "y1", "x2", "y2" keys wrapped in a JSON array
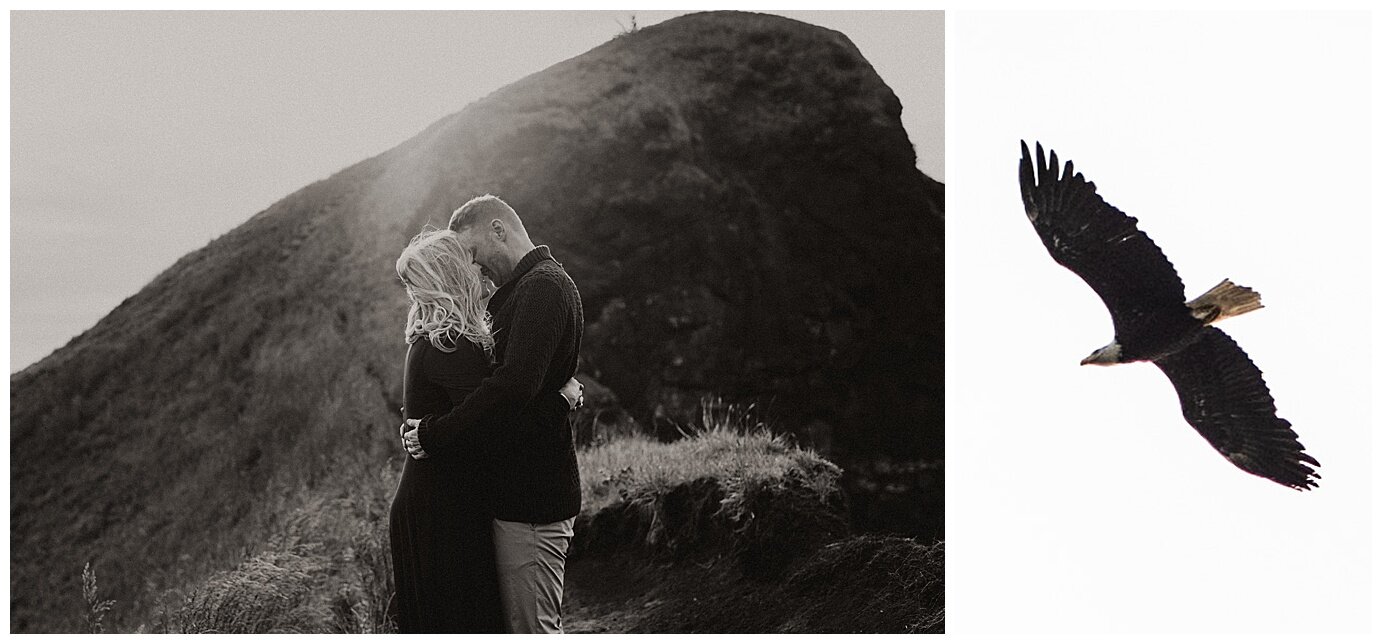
[{"x1": 1187, "y1": 279, "x2": 1264, "y2": 324}]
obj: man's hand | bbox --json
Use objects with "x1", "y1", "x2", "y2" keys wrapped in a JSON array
[
  {"x1": 399, "y1": 418, "x2": 429, "y2": 460},
  {"x1": 560, "y1": 377, "x2": 584, "y2": 411}
]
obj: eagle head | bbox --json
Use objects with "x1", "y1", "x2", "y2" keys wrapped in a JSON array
[{"x1": 1080, "y1": 342, "x2": 1123, "y2": 366}]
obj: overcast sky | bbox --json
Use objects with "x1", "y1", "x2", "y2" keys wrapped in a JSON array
[
  {"x1": 7, "y1": 10, "x2": 944, "y2": 373},
  {"x1": 947, "y1": 12, "x2": 1371, "y2": 635}
]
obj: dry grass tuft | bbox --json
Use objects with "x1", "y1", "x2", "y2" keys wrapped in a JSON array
[
  {"x1": 157, "y1": 546, "x2": 327, "y2": 634},
  {"x1": 579, "y1": 399, "x2": 840, "y2": 523},
  {"x1": 149, "y1": 482, "x2": 397, "y2": 634},
  {"x1": 82, "y1": 563, "x2": 116, "y2": 634},
  {"x1": 573, "y1": 398, "x2": 850, "y2": 578}
]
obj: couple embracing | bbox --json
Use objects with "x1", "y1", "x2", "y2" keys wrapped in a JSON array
[{"x1": 388, "y1": 195, "x2": 584, "y2": 633}]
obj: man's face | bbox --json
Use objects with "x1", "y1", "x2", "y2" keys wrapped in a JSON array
[{"x1": 456, "y1": 225, "x2": 500, "y2": 284}]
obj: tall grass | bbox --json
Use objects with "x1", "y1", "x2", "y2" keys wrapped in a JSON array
[
  {"x1": 782, "y1": 536, "x2": 945, "y2": 633},
  {"x1": 563, "y1": 400, "x2": 941, "y2": 632},
  {"x1": 141, "y1": 404, "x2": 838, "y2": 633},
  {"x1": 155, "y1": 546, "x2": 326, "y2": 634},
  {"x1": 573, "y1": 398, "x2": 851, "y2": 580},
  {"x1": 81, "y1": 401, "x2": 850, "y2": 633},
  {"x1": 82, "y1": 563, "x2": 116, "y2": 634},
  {"x1": 149, "y1": 488, "x2": 397, "y2": 634},
  {"x1": 578, "y1": 399, "x2": 840, "y2": 523}
]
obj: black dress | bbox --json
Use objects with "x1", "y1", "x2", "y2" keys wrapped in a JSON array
[{"x1": 388, "y1": 339, "x2": 505, "y2": 633}]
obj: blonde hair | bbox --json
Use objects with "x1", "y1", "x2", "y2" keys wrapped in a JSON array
[{"x1": 395, "y1": 229, "x2": 494, "y2": 357}]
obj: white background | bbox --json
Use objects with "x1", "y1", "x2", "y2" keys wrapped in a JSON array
[{"x1": 947, "y1": 11, "x2": 1371, "y2": 634}]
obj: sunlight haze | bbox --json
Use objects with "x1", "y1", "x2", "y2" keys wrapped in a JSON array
[{"x1": 8, "y1": 10, "x2": 943, "y2": 372}]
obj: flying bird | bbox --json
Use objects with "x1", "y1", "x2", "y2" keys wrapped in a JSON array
[{"x1": 1017, "y1": 141, "x2": 1320, "y2": 490}]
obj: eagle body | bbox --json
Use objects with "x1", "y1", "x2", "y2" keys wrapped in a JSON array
[
  {"x1": 1018, "y1": 141, "x2": 1319, "y2": 490},
  {"x1": 1091, "y1": 306, "x2": 1202, "y2": 364}
]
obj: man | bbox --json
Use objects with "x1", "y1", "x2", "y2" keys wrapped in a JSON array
[{"x1": 400, "y1": 194, "x2": 584, "y2": 634}]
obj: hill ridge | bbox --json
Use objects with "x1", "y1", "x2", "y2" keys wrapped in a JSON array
[{"x1": 10, "y1": 11, "x2": 941, "y2": 632}]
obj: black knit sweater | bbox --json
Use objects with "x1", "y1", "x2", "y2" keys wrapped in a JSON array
[{"x1": 417, "y1": 246, "x2": 584, "y2": 523}]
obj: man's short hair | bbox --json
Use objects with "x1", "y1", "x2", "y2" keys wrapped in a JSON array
[{"x1": 449, "y1": 194, "x2": 523, "y2": 234}]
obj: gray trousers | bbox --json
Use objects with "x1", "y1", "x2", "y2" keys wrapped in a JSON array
[{"x1": 492, "y1": 517, "x2": 575, "y2": 634}]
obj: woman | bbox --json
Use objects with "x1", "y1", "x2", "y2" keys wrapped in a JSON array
[{"x1": 388, "y1": 229, "x2": 578, "y2": 633}]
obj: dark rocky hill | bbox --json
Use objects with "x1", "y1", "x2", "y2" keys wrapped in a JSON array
[{"x1": 9, "y1": 11, "x2": 941, "y2": 632}]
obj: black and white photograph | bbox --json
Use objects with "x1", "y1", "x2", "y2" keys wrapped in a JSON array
[
  {"x1": 8, "y1": 10, "x2": 944, "y2": 634},
  {"x1": 946, "y1": 10, "x2": 1371, "y2": 635}
]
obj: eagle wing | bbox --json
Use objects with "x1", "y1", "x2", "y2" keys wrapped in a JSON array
[
  {"x1": 1152, "y1": 327, "x2": 1320, "y2": 489},
  {"x1": 1018, "y1": 141, "x2": 1188, "y2": 336}
]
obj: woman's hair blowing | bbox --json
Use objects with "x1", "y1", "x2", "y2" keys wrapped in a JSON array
[{"x1": 395, "y1": 229, "x2": 494, "y2": 357}]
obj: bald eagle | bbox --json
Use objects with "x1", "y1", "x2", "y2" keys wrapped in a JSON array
[{"x1": 1018, "y1": 141, "x2": 1320, "y2": 490}]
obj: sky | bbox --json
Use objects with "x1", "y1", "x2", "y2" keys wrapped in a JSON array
[
  {"x1": 6, "y1": 10, "x2": 944, "y2": 373},
  {"x1": 946, "y1": 11, "x2": 1371, "y2": 635}
]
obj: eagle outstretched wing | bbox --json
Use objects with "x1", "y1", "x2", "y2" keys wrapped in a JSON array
[
  {"x1": 1152, "y1": 327, "x2": 1320, "y2": 489},
  {"x1": 1018, "y1": 141, "x2": 1188, "y2": 336}
]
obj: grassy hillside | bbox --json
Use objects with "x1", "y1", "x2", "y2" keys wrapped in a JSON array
[
  {"x1": 565, "y1": 415, "x2": 943, "y2": 633},
  {"x1": 565, "y1": 534, "x2": 944, "y2": 633},
  {"x1": 10, "y1": 11, "x2": 941, "y2": 632},
  {"x1": 78, "y1": 414, "x2": 939, "y2": 633}
]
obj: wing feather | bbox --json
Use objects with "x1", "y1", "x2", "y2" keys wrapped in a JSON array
[
  {"x1": 1019, "y1": 141, "x2": 1188, "y2": 337},
  {"x1": 1152, "y1": 328, "x2": 1320, "y2": 489}
]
